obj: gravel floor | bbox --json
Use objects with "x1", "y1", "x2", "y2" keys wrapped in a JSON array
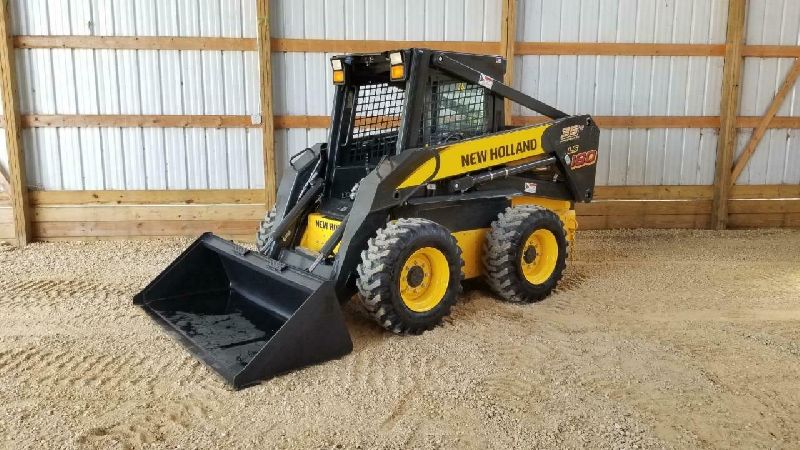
[{"x1": 0, "y1": 229, "x2": 798, "y2": 449}]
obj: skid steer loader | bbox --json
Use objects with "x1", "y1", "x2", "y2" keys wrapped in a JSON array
[{"x1": 135, "y1": 49, "x2": 599, "y2": 389}]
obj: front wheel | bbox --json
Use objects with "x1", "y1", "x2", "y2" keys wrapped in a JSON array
[
  {"x1": 483, "y1": 205, "x2": 568, "y2": 303},
  {"x1": 356, "y1": 218, "x2": 463, "y2": 334}
]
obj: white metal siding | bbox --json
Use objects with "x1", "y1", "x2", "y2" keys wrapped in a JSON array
[
  {"x1": 12, "y1": 0, "x2": 264, "y2": 190},
  {"x1": 269, "y1": 0, "x2": 502, "y2": 41},
  {"x1": 514, "y1": 0, "x2": 727, "y2": 186},
  {"x1": 737, "y1": 0, "x2": 800, "y2": 185},
  {"x1": 517, "y1": 0, "x2": 728, "y2": 44}
]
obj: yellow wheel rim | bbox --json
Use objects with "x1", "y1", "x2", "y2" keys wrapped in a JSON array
[
  {"x1": 520, "y1": 229, "x2": 558, "y2": 285},
  {"x1": 399, "y1": 247, "x2": 450, "y2": 313}
]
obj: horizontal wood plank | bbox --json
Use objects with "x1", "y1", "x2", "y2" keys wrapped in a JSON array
[
  {"x1": 730, "y1": 185, "x2": 800, "y2": 199},
  {"x1": 34, "y1": 220, "x2": 260, "y2": 238},
  {"x1": 270, "y1": 38, "x2": 499, "y2": 54},
  {"x1": 0, "y1": 206, "x2": 12, "y2": 223},
  {"x1": 594, "y1": 185, "x2": 713, "y2": 200},
  {"x1": 516, "y1": 42, "x2": 725, "y2": 56},
  {"x1": 728, "y1": 213, "x2": 800, "y2": 229},
  {"x1": 29, "y1": 189, "x2": 266, "y2": 206},
  {"x1": 14, "y1": 35, "x2": 257, "y2": 51},
  {"x1": 742, "y1": 45, "x2": 800, "y2": 58},
  {"x1": 512, "y1": 116, "x2": 720, "y2": 128},
  {"x1": 5, "y1": 114, "x2": 800, "y2": 130},
  {"x1": 728, "y1": 199, "x2": 800, "y2": 214},
  {"x1": 11, "y1": 36, "x2": 800, "y2": 60},
  {"x1": 0, "y1": 221, "x2": 14, "y2": 239},
  {"x1": 23, "y1": 114, "x2": 258, "y2": 129},
  {"x1": 577, "y1": 200, "x2": 712, "y2": 216},
  {"x1": 579, "y1": 214, "x2": 711, "y2": 230},
  {"x1": 34, "y1": 204, "x2": 264, "y2": 222}
]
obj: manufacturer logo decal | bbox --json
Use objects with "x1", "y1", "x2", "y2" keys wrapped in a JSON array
[
  {"x1": 459, "y1": 138, "x2": 538, "y2": 168},
  {"x1": 560, "y1": 125, "x2": 585, "y2": 143},
  {"x1": 570, "y1": 149, "x2": 598, "y2": 170}
]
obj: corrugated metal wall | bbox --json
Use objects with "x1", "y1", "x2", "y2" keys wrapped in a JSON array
[
  {"x1": 269, "y1": 0, "x2": 503, "y2": 167},
  {"x1": 12, "y1": 0, "x2": 263, "y2": 191},
  {"x1": 4, "y1": 0, "x2": 798, "y2": 192},
  {"x1": 514, "y1": 0, "x2": 728, "y2": 186},
  {"x1": 738, "y1": 0, "x2": 800, "y2": 185}
]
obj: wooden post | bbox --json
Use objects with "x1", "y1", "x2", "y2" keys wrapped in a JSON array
[
  {"x1": 0, "y1": 0, "x2": 30, "y2": 245},
  {"x1": 730, "y1": 58, "x2": 800, "y2": 184},
  {"x1": 500, "y1": 0, "x2": 517, "y2": 126},
  {"x1": 711, "y1": 0, "x2": 747, "y2": 230},
  {"x1": 256, "y1": 0, "x2": 277, "y2": 209}
]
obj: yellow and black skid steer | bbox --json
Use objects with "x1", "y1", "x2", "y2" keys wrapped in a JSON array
[{"x1": 135, "y1": 49, "x2": 600, "y2": 389}]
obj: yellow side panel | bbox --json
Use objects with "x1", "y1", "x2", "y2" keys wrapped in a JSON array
[
  {"x1": 299, "y1": 213, "x2": 342, "y2": 254},
  {"x1": 452, "y1": 228, "x2": 489, "y2": 280},
  {"x1": 398, "y1": 125, "x2": 550, "y2": 188},
  {"x1": 511, "y1": 196, "x2": 577, "y2": 242}
]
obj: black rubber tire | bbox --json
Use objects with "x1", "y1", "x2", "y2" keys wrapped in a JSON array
[
  {"x1": 483, "y1": 205, "x2": 568, "y2": 303},
  {"x1": 255, "y1": 207, "x2": 277, "y2": 255},
  {"x1": 356, "y1": 218, "x2": 463, "y2": 335}
]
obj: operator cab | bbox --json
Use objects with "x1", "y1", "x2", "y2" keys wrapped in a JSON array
[{"x1": 322, "y1": 49, "x2": 508, "y2": 217}]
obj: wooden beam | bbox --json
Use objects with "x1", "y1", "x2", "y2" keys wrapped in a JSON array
[
  {"x1": 28, "y1": 189, "x2": 265, "y2": 206},
  {"x1": 594, "y1": 185, "x2": 713, "y2": 200},
  {"x1": 730, "y1": 184, "x2": 800, "y2": 199},
  {"x1": 270, "y1": 38, "x2": 499, "y2": 55},
  {"x1": 257, "y1": 0, "x2": 277, "y2": 209},
  {"x1": 0, "y1": 0, "x2": 30, "y2": 245},
  {"x1": 13, "y1": 35, "x2": 800, "y2": 60},
  {"x1": 14, "y1": 35, "x2": 257, "y2": 51},
  {"x1": 33, "y1": 220, "x2": 260, "y2": 239},
  {"x1": 16, "y1": 114, "x2": 800, "y2": 130},
  {"x1": 22, "y1": 114, "x2": 258, "y2": 128},
  {"x1": 737, "y1": 116, "x2": 800, "y2": 128},
  {"x1": 513, "y1": 115, "x2": 721, "y2": 128},
  {"x1": 711, "y1": 0, "x2": 747, "y2": 230},
  {"x1": 742, "y1": 45, "x2": 800, "y2": 58},
  {"x1": 730, "y1": 58, "x2": 800, "y2": 184},
  {"x1": 500, "y1": 0, "x2": 517, "y2": 126},
  {"x1": 516, "y1": 42, "x2": 725, "y2": 57},
  {"x1": 34, "y1": 204, "x2": 263, "y2": 222}
]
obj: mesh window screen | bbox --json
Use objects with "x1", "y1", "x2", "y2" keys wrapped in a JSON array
[
  {"x1": 340, "y1": 83, "x2": 406, "y2": 166},
  {"x1": 423, "y1": 80, "x2": 488, "y2": 146}
]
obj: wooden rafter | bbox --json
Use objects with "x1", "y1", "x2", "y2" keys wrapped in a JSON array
[
  {"x1": 730, "y1": 58, "x2": 800, "y2": 185},
  {"x1": 711, "y1": 0, "x2": 747, "y2": 230}
]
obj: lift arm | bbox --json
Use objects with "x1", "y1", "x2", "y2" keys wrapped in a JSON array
[{"x1": 431, "y1": 52, "x2": 569, "y2": 120}]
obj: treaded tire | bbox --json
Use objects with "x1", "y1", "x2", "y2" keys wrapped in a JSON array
[
  {"x1": 357, "y1": 218, "x2": 463, "y2": 335},
  {"x1": 256, "y1": 207, "x2": 277, "y2": 255},
  {"x1": 483, "y1": 205, "x2": 568, "y2": 303}
]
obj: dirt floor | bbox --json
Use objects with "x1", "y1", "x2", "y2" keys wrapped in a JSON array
[{"x1": 0, "y1": 229, "x2": 799, "y2": 449}]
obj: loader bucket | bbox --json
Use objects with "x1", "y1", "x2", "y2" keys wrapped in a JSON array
[{"x1": 134, "y1": 233, "x2": 353, "y2": 389}]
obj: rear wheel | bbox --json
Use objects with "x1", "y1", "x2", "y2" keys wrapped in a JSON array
[
  {"x1": 357, "y1": 218, "x2": 463, "y2": 334},
  {"x1": 483, "y1": 205, "x2": 568, "y2": 303},
  {"x1": 256, "y1": 207, "x2": 277, "y2": 255}
]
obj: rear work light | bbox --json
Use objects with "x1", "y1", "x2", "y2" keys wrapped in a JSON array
[
  {"x1": 331, "y1": 58, "x2": 345, "y2": 84},
  {"x1": 389, "y1": 52, "x2": 406, "y2": 81}
]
